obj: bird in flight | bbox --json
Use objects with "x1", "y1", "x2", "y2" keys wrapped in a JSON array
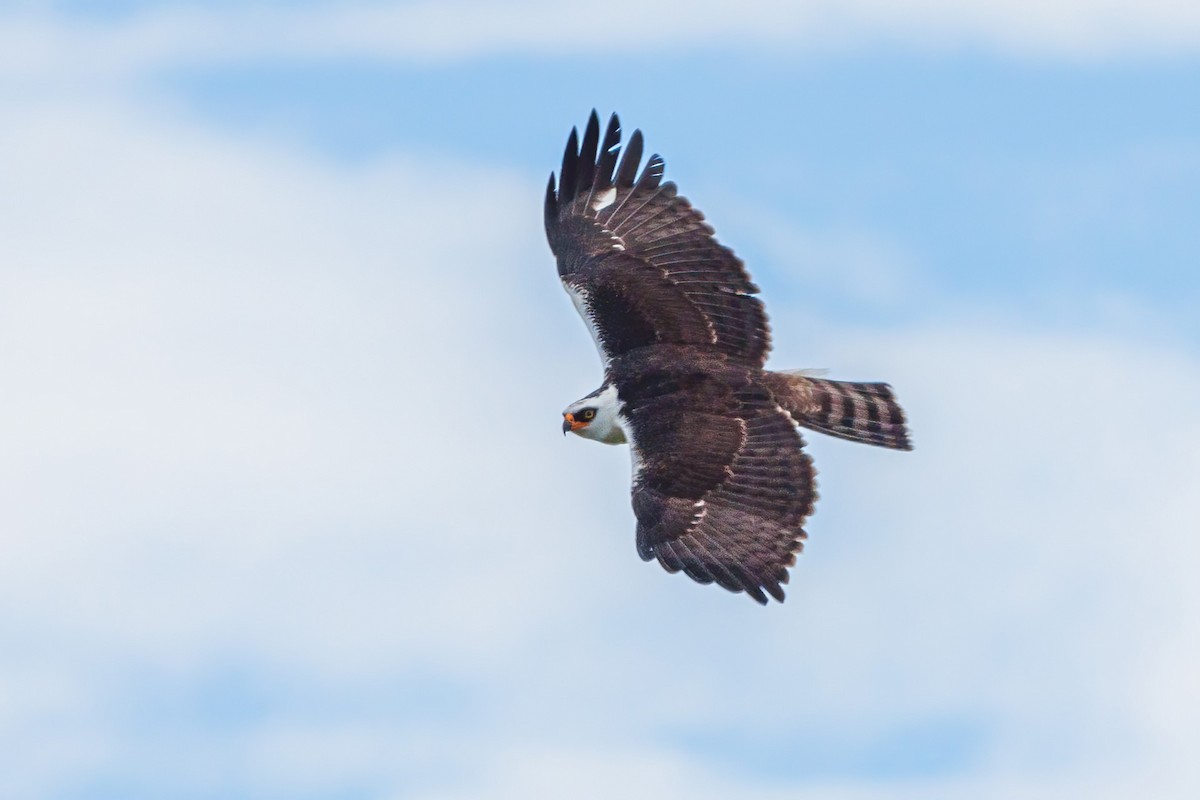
[{"x1": 545, "y1": 111, "x2": 912, "y2": 604}]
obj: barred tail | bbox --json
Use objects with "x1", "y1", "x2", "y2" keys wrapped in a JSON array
[{"x1": 766, "y1": 372, "x2": 912, "y2": 451}]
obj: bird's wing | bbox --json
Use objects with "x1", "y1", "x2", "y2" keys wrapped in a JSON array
[
  {"x1": 545, "y1": 111, "x2": 771, "y2": 368},
  {"x1": 626, "y1": 381, "x2": 816, "y2": 604}
]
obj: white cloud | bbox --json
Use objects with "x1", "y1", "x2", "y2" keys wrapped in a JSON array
[
  {"x1": 0, "y1": 95, "x2": 592, "y2": 680},
  {"x1": 3, "y1": 0, "x2": 1200, "y2": 84}
]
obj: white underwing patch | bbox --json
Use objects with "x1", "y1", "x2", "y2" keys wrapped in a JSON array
[{"x1": 592, "y1": 187, "x2": 617, "y2": 211}]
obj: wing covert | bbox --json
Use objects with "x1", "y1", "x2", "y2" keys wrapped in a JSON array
[{"x1": 626, "y1": 384, "x2": 816, "y2": 604}]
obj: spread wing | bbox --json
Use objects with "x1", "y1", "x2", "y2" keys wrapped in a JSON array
[
  {"x1": 545, "y1": 111, "x2": 771, "y2": 368},
  {"x1": 626, "y1": 382, "x2": 816, "y2": 604}
]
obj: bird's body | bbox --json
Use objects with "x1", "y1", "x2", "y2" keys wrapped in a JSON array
[{"x1": 547, "y1": 112, "x2": 911, "y2": 604}]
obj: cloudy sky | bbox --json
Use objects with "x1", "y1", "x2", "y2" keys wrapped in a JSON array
[{"x1": 2, "y1": 1, "x2": 1198, "y2": 797}]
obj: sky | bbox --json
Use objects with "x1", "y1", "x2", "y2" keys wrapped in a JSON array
[{"x1": 1, "y1": 1, "x2": 1198, "y2": 798}]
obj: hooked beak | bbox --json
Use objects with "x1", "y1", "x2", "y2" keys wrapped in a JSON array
[{"x1": 562, "y1": 413, "x2": 587, "y2": 435}]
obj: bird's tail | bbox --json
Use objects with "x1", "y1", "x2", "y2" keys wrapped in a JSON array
[{"x1": 766, "y1": 371, "x2": 912, "y2": 451}]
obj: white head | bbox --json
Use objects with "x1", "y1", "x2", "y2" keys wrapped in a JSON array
[{"x1": 562, "y1": 383, "x2": 626, "y2": 445}]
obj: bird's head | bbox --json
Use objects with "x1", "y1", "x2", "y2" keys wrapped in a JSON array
[
  {"x1": 562, "y1": 405, "x2": 597, "y2": 435},
  {"x1": 562, "y1": 385, "x2": 626, "y2": 444}
]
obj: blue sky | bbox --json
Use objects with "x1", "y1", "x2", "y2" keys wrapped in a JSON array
[
  {"x1": 1, "y1": 2, "x2": 1198, "y2": 798},
  {"x1": 164, "y1": 52, "x2": 1200, "y2": 327}
]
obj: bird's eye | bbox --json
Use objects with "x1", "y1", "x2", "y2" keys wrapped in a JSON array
[{"x1": 581, "y1": 409, "x2": 596, "y2": 421}]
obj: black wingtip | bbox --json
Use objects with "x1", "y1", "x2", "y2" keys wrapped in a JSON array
[
  {"x1": 597, "y1": 113, "x2": 621, "y2": 189},
  {"x1": 551, "y1": 111, "x2": 673, "y2": 224},
  {"x1": 746, "y1": 585, "x2": 770, "y2": 605},
  {"x1": 578, "y1": 112, "x2": 601, "y2": 196},
  {"x1": 551, "y1": 111, "x2": 629, "y2": 204},
  {"x1": 560, "y1": 126, "x2": 579, "y2": 199},
  {"x1": 643, "y1": 154, "x2": 666, "y2": 185},
  {"x1": 544, "y1": 172, "x2": 558, "y2": 234},
  {"x1": 615, "y1": 128, "x2": 643, "y2": 187}
]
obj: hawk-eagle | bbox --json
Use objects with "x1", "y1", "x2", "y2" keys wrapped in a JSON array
[{"x1": 546, "y1": 112, "x2": 912, "y2": 604}]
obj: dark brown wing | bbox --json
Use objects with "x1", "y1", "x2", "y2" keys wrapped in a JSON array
[
  {"x1": 625, "y1": 380, "x2": 816, "y2": 604},
  {"x1": 545, "y1": 111, "x2": 771, "y2": 367}
]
